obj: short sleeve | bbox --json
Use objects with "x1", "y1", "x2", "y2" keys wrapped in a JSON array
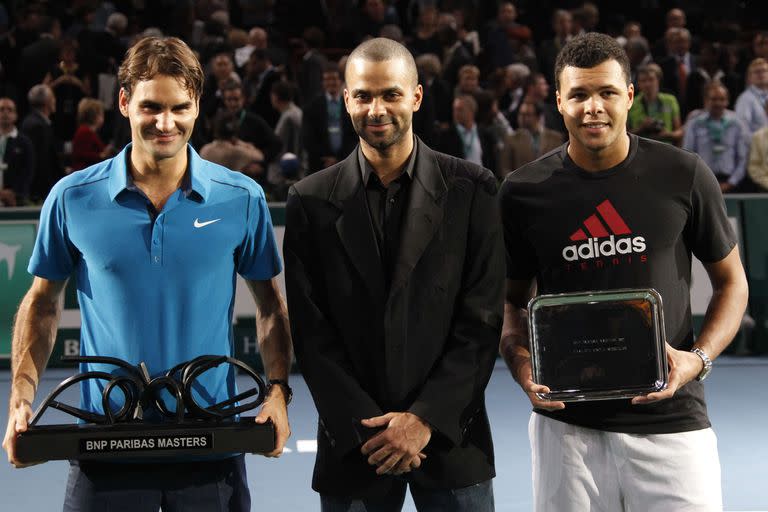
[
  {"x1": 686, "y1": 157, "x2": 738, "y2": 263},
  {"x1": 499, "y1": 179, "x2": 538, "y2": 280},
  {"x1": 236, "y1": 188, "x2": 282, "y2": 280},
  {"x1": 28, "y1": 184, "x2": 77, "y2": 280}
]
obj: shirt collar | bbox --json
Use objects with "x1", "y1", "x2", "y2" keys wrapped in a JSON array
[
  {"x1": 108, "y1": 143, "x2": 210, "y2": 202},
  {"x1": 358, "y1": 136, "x2": 417, "y2": 186},
  {"x1": 0, "y1": 127, "x2": 18, "y2": 138}
]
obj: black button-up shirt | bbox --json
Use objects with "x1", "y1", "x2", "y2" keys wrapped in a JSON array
[{"x1": 358, "y1": 142, "x2": 417, "y2": 290}]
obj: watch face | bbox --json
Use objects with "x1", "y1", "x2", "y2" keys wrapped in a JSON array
[{"x1": 698, "y1": 366, "x2": 712, "y2": 381}]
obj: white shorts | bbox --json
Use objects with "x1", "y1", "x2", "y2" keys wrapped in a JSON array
[{"x1": 529, "y1": 412, "x2": 723, "y2": 512}]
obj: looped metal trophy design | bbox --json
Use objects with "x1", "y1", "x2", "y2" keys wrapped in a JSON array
[
  {"x1": 15, "y1": 355, "x2": 275, "y2": 464},
  {"x1": 528, "y1": 288, "x2": 669, "y2": 402}
]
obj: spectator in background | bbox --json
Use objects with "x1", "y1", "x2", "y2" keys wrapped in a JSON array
[
  {"x1": 660, "y1": 27, "x2": 697, "y2": 117},
  {"x1": 200, "y1": 51, "x2": 239, "y2": 123},
  {"x1": 538, "y1": 10, "x2": 573, "y2": 88},
  {"x1": 21, "y1": 84, "x2": 63, "y2": 202},
  {"x1": 71, "y1": 98, "x2": 113, "y2": 171},
  {"x1": 455, "y1": 64, "x2": 482, "y2": 97},
  {"x1": 298, "y1": 27, "x2": 328, "y2": 107},
  {"x1": 244, "y1": 48, "x2": 282, "y2": 128},
  {"x1": 408, "y1": 4, "x2": 441, "y2": 57},
  {"x1": 499, "y1": 63, "x2": 530, "y2": 122},
  {"x1": 510, "y1": 73, "x2": 564, "y2": 133},
  {"x1": 748, "y1": 118, "x2": 768, "y2": 192},
  {"x1": 235, "y1": 27, "x2": 267, "y2": 70},
  {"x1": 301, "y1": 63, "x2": 357, "y2": 174},
  {"x1": 499, "y1": 100, "x2": 564, "y2": 177},
  {"x1": 686, "y1": 42, "x2": 740, "y2": 115},
  {"x1": 45, "y1": 39, "x2": 90, "y2": 142},
  {"x1": 0, "y1": 97, "x2": 34, "y2": 206},
  {"x1": 436, "y1": 94, "x2": 496, "y2": 171},
  {"x1": 476, "y1": 89, "x2": 513, "y2": 171},
  {"x1": 415, "y1": 53, "x2": 452, "y2": 126},
  {"x1": 436, "y1": 12, "x2": 473, "y2": 89},
  {"x1": 19, "y1": 15, "x2": 61, "y2": 104},
  {"x1": 628, "y1": 63, "x2": 683, "y2": 145},
  {"x1": 220, "y1": 79, "x2": 282, "y2": 171},
  {"x1": 200, "y1": 111, "x2": 265, "y2": 180},
  {"x1": 625, "y1": 36, "x2": 652, "y2": 88},
  {"x1": 482, "y1": 1, "x2": 523, "y2": 70},
  {"x1": 684, "y1": 82, "x2": 750, "y2": 193},
  {"x1": 734, "y1": 58, "x2": 768, "y2": 134},
  {"x1": 271, "y1": 81, "x2": 303, "y2": 158},
  {"x1": 652, "y1": 8, "x2": 688, "y2": 59}
]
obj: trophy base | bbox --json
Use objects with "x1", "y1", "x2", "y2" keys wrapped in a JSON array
[{"x1": 15, "y1": 417, "x2": 275, "y2": 464}]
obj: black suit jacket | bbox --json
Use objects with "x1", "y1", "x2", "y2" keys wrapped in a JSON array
[
  {"x1": 660, "y1": 54, "x2": 698, "y2": 116},
  {"x1": 2, "y1": 132, "x2": 35, "y2": 203},
  {"x1": 284, "y1": 138, "x2": 504, "y2": 497},
  {"x1": 21, "y1": 111, "x2": 63, "y2": 201},
  {"x1": 301, "y1": 94, "x2": 357, "y2": 174}
]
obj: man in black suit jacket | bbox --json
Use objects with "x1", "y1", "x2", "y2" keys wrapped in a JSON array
[
  {"x1": 284, "y1": 38, "x2": 503, "y2": 511},
  {"x1": 435, "y1": 95, "x2": 497, "y2": 173},
  {"x1": 301, "y1": 65, "x2": 358, "y2": 175},
  {"x1": 20, "y1": 85, "x2": 63, "y2": 203},
  {"x1": 0, "y1": 98, "x2": 35, "y2": 206}
]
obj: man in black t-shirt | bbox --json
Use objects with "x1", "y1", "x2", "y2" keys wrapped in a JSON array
[{"x1": 499, "y1": 33, "x2": 748, "y2": 511}]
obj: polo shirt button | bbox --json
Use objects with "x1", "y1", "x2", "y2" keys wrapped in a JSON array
[
  {"x1": 154, "y1": 256, "x2": 160, "y2": 263},
  {"x1": 153, "y1": 239, "x2": 159, "y2": 245}
]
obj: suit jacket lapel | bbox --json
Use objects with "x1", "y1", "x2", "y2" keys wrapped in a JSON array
[
  {"x1": 331, "y1": 150, "x2": 387, "y2": 304},
  {"x1": 388, "y1": 139, "x2": 447, "y2": 299}
]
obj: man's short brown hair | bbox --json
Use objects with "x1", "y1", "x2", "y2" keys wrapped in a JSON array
[{"x1": 118, "y1": 37, "x2": 204, "y2": 101}]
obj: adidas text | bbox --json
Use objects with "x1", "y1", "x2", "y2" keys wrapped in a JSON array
[{"x1": 562, "y1": 235, "x2": 647, "y2": 262}]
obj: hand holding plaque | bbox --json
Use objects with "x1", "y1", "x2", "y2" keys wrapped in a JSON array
[
  {"x1": 528, "y1": 289, "x2": 669, "y2": 402},
  {"x1": 13, "y1": 355, "x2": 276, "y2": 464}
]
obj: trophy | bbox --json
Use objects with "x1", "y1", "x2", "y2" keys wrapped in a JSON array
[
  {"x1": 528, "y1": 288, "x2": 668, "y2": 402},
  {"x1": 15, "y1": 355, "x2": 275, "y2": 464}
]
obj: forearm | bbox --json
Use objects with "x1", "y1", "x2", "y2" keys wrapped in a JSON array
[
  {"x1": 255, "y1": 287, "x2": 293, "y2": 381},
  {"x1": 499, "y1": 301, "x2": 531, "y2": 383},
  {"x1": 694, "y1": 270, "x2": 748, "y2": 360},
  {"x1": 9, "y1": 290, "x2": 61, "y2": 412}
]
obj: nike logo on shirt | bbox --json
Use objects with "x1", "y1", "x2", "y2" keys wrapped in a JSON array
[{"x1": 194, "y1": 218, "x2": 221, "y2": 228}]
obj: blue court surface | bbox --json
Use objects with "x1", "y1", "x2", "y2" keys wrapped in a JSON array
[{"x1": 1, "y1": 358, "x2": 767, "y2": 511}]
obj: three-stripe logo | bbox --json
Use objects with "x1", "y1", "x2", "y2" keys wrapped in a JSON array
[{"x1": 562, "y1": 200, "x2": 647, "y2": 262}]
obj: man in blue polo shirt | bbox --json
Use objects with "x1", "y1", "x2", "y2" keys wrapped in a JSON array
[{"x1": 3, "y1": 37, "x2": 293, "y2": 512}]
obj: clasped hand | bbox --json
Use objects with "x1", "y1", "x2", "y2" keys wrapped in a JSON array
[{"x1": 360, "y1": 412, "x2": 431, "y2": 476}]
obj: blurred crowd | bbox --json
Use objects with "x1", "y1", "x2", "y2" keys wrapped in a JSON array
[{"x1": 1, "y1": 0, "x2": 767, "y2": 205}]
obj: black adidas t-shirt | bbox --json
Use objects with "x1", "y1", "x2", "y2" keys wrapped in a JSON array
[{"x1": 499, "y1": 134, "x2": 737, "y2": 434}]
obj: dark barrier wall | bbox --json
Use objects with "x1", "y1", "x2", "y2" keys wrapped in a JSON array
[{"x1": 0, "y1": 199, "x2": 765, "y2": 370}]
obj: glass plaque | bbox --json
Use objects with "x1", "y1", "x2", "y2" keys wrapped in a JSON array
[{"x1": 528, "y1": 289, "x2": 668, "y2": 402}]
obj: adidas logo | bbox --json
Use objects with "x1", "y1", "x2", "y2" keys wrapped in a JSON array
[{"x1": 562, "y1": 200, "x2": 646, "y2": 262}]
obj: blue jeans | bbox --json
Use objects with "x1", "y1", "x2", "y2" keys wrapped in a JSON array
[
  {"x1": 62, "y1": 455, "x2": 250, "y2": 512},
  {"x1": 321, "y1": 479, "x2": 494, "y2": 512}
]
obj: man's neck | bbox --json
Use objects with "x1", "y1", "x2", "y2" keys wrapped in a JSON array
[
  {"x1": 361, "y1": 133, "x2": 414, "y2": 187},
  {"x1": 129, "y1": 147, "x2": 188, "y2": 192},
  {"x1": 567, "y1": 133, "x2": 630, "y2": 172},
  {"x1": 0, "y1": 125, "x2": 14, "y2": 136},
  {"x1": 458, "y1": 121, "x2": 474, "y2": 131}
]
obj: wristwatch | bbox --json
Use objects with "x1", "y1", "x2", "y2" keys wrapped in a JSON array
[
  {"x1": 268, "y1": 379, "x2": 293, "y2": 405},
  {"x1": 691, "y1": 347, "x2": 713, "y2": 381}
]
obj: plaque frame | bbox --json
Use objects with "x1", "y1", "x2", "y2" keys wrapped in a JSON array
[{"x1": 528, "y1": 288, "x2": 669, "y2": 402}]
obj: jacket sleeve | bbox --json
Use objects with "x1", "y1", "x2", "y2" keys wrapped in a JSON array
[
  {"x1": 283, "y1": 186, "x2": 384, "y2": 456},
  {"x1": 408, "y1": 172, "x2": 505, "y2": 446}
]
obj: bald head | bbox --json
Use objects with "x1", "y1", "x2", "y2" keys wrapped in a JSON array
[{"x1": 346, "y1": 37, "x2": 418, "y2": 88}]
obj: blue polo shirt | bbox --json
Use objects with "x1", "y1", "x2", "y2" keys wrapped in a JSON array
[{"x1": 29, "y1": 144, "x2": 282, "y2": 417}]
